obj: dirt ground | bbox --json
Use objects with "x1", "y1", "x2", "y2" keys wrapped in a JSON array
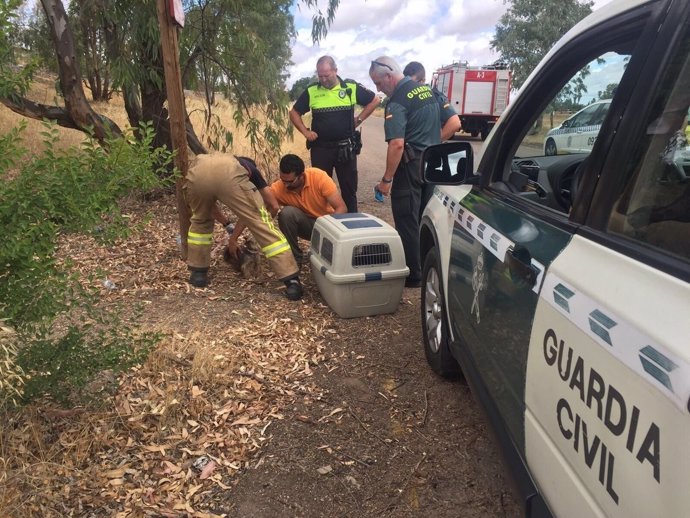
[
  {"x1": 215, "y1": 191, "x2": 521, "y2": 517},
  {"x1": 208, "y1": 128, "x2": 520, "y2": 517},
  {"x1": 2, "y1": 125, "x2": 521, "y2": 517}
]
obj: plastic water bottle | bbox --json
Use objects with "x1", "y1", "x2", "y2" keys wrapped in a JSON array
[
  {"x1": 373, "y1": 185, "x2": 385, "y2": 203},
  {"x1": 175, "y1": 234, "x2": 182, "y2": 250},
  {"x1": 102, "y1": 279, "x2": 117, "y2": 290}
]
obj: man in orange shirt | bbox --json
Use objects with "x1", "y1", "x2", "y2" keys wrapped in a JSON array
[{"x1": 270, "y1": 154, "x2": 347, "y2": 263}]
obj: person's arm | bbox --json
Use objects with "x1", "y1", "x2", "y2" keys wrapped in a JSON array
[
  {"x1": 212, "y1": 203, "x2": 230, "y2": 227},
  {"x1": 441, "y1": 114, "x2": 461, "y2": 141},
  {"x1": 355, "y1": 95, "x2": 380, "y2": 128},
  {"x1": 259, "y1": 186, "x2": 280, "y2": 217},
  {"x1": 326, "y1": 191, "x2": 347, "y2": 214},
  {"x1": 226, "y1": 222, "x2": 246, "y2": 260},
  {"x1": 213, "y1": 203, "x2": 244, "y2": 259},
  {"x1": 377, "y1": 138, "x2": 405, "y2": 196},
  {"x1": 289, "y1": 107, "x2": 318, "y2": 142}
]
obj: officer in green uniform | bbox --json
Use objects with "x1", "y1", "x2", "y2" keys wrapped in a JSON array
[
  {"x1": 403, "y1": 61, "x2": 461, "y2": 141},
  {"x1": 369, "y1": 56, "x2": 441, "y2": 287},
  {"x1": 289, "y1": 55, "x2": 380, "y2": 213}
]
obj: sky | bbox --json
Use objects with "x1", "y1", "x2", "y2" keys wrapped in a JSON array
[{"x1": 288, "y1": 0, "x2": 615, "y2": 94}]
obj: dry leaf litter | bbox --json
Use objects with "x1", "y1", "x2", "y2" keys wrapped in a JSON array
[{"x1": 1, "y1": 195, "x2": 340, "y2": 517}]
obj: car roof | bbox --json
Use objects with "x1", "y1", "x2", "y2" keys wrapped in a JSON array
[{"x1": 571, "y1": 99, "x2": 612, "y2": 114}]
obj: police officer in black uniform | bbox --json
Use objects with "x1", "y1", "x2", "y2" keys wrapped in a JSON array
[
  {"x1": 289, "y1": 55, "x2": 380, "y2": 213},
  {"x1": 369, "y1": 56, "x2": 441, "y2": 288}
]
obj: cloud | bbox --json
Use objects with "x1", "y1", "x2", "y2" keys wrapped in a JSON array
[{"x1": 288, "y1": 0, "x2": 616, "y2": 90}]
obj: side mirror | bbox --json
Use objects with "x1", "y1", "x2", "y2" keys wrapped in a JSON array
[{"x1": 422, "y1": 141, "x2": 474, "y2": 185}]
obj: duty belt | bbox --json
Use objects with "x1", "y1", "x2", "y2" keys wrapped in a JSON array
[{"x1": 312, "y1": 138, "x2": 351, "y2": 149}]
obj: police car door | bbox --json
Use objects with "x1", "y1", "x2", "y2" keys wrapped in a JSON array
[
  {"x1": 569, "y1": 103, "x2": 601, "y2": 153},
  {"x1": 448, "y1": 3, "x2": 656, "y2": 479},
  {"x1": 525, "y1": 3, "x2": 690, "y2": 517}
]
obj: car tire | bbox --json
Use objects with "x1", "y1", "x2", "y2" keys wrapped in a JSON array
[
  {"x1": 545, "y1": 138, "x2": 557, "y2": 156},
  {"x1": 480, "y1": 128, "x2": 489, "y2": 140},
  {"x1": 421, "y1": 248, "x2": 461, "y2": 378},
  {"x1": 471, "y1": 131, "x2": 479, "y2": 138}
]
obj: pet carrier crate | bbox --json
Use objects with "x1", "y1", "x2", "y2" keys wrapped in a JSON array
[{"x1": 309, "y1": 213, "x2": 409, "y2": 318}]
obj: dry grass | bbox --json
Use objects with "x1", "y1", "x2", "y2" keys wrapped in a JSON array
[
  {"x1": 0, "y1": 72, "x2": 309, "y2": 179},
  {"x1": 522, "y1": 112, "x2": 570, "y2": 147}
]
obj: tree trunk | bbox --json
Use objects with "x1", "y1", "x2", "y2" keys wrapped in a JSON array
[{"x1": 40, "y1": 0, "x2": 120, "y2": 142}]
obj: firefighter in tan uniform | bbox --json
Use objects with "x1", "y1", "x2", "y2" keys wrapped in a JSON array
[{"x1": 184, "y1": 154, "x2": 303, "y2": 300}]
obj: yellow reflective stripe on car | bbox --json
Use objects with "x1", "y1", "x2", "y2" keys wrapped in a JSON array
[
  {"x1": 187, "y1": 232, "x2": 213, "y2": 246},
  {"x1": 263, "y1": 239, "x2": 291, "y2": 258}
]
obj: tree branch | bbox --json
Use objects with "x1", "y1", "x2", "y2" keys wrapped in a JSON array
[{"x1": 0, "y1": 95, "x2": 122, "y2": 135}]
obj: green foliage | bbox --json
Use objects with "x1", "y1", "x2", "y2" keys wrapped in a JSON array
[
  {"x1": 491, "y1": 0, "x2": 593, "y2": 90},
  {"x1": 289, "y1": 76, "x2": 315, "y2": 102},
  {"x1": 299, "y1": 0, "x2": 340, "y2": 43},
  {"x1": 0, "y1": 0, "x2": 39, "y2": 97},
  {"x1": 0, "y1": 122, "x2": 171, "y2": 405},
  {"x1": 17, "y1": 306, "x2": 160, "y2": 405},
  {"x1": 0, "y1": 121, "x2": 172, "y2": 332},
  {"x1": 598, "y1": 83, "x2": 618, "y2": 100}
]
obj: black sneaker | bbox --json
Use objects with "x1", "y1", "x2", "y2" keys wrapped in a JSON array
[
  {"x1": 189, "y1": 270, "x2": 209, "y2": 288},
  {"x1": 285, "y1": 280, "x2": 303, "y2": 301},
  {"x1": 404, "y1": 277, "x2": 422, "y2": 288}
]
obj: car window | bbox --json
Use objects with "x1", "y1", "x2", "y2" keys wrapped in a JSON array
[
  {"x1": 588, "y1": 102, "x2": 610, "y2": 125},
  {"x1": 606, "y1": 31, "x2": 690, "y2": 262},
  {"x1": 517, "y1": 52, "x2": 628, "y2": 160},
  {"x1": 571, "y1": 103, "x2": 600, "y2": 127}
]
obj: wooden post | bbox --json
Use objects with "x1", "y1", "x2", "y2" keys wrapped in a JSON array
[{"x1": 156, "y1": 0, "x2": 190, "y2": 260}]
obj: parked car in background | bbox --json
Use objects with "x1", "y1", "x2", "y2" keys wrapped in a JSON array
[
  {"x1": 419, "y1": 0, "x2": 690, "y2": 516},
  {"x1": 544, "y1": 100, "x2": 611, "y2": 155}
]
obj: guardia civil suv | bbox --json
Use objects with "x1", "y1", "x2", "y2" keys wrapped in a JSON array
[{"x1": 419, "y1": 1, "x2": 690, "y2": 516}]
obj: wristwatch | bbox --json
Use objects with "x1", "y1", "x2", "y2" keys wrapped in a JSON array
[{"x1": 381, "y1": 177, "x2": 393, "y2": 183}]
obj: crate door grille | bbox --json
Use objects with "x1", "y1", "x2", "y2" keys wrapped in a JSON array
[
  {"x1": 311, "y1": 229, "x2": 321, "y2": 253},
  {"x1": 322, "y1": 238, "x2": 334, "y2": 264},
  {"x1": 352, "y1": 243, "x2": 392, "y2": 268}
]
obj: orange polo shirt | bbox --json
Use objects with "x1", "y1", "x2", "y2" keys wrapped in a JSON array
[{"x1": 270, "y1": 167, "x2": 338, "y2": 219}]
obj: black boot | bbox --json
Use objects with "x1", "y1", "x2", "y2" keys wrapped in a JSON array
[
  {"x1": 284, "y1": 277, "x2": 303, "y2": 301},
  {"x1": 189, "y1": 267, "x2": 209, "y2": 288}
]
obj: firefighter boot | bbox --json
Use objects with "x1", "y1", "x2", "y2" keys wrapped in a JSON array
[
  {"x1": 188, "y1": 267, "x2": 209, "y2": 288},
  {"x1": 284, "y1": 277, "x2": 303, "y2": 301}
]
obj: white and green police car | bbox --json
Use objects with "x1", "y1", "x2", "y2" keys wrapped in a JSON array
[
  {"x1": 419, "y1": 1, "x2": 690, "y2": 516},
  {"x1": 544, "y1": 100, "x2": 612, "y2": 156}
]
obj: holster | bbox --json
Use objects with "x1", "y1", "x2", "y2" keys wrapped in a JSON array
[
  {"x1": 402, "y1": 143, "x2": 417, "y2": 164},
  {"x1": 336, "y1": 140, "x2": 354, "y2": 163}
]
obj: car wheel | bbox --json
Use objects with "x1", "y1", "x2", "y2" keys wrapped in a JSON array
[
  {"x1": 545, "y1": 138, "x2": 557, "y2": 156},
  {"x1": 480, "y1": 128, "x2": 489, "y2": 140},
  {"x1": 421, "y1": 248, "x2": 460, "y2": 378},
  {"x1": 471, "y1": 131, "x2": 479, "y2": 138}
]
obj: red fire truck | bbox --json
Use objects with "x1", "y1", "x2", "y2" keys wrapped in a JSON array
[{"x1": 432, "y1": 61, "x2": 512, "y2": 140}]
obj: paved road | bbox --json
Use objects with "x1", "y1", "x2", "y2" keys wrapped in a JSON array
[{"x1": 356, "y1": 115, "x2": 484, "y2": 194}]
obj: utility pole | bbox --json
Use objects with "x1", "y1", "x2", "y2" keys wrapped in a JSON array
[{"x1": 156, "y1": 0, "x2": 191, "y2": 260}]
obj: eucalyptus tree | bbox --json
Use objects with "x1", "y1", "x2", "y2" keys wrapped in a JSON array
[
  {"x1": 2, "y1": 0, "x2": 340, "y2": 155},
  {"x1": 491, "y1": 0, "x2": 593, "y2": 129}
]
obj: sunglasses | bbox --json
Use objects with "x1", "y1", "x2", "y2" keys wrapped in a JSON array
[
  {"x1": 281, "y1": 175, "x2": 299, "y2": 185},
  {"x1": 371, "y1": 60, "x2": 393, "y2": 71}
]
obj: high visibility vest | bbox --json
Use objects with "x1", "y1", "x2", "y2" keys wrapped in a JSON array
[{"x1": 306, "y1": 78, "x2": 358, "y2": 142}]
